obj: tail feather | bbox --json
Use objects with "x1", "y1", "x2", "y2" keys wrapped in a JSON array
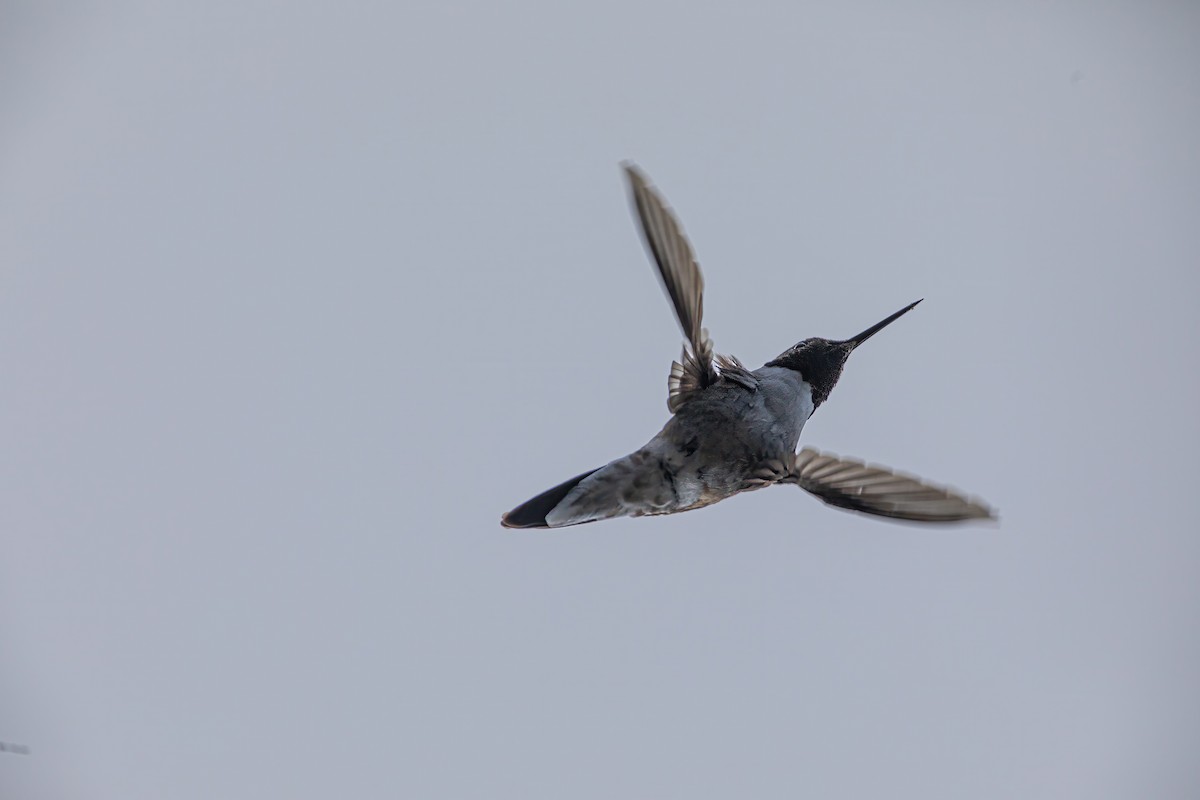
[{"x1": 501, "y1": 467, "x2": 602, "y2": 529}]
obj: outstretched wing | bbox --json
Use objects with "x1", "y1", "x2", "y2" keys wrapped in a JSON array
[
  {"x1": 624, "y1": 163, "x2": 718, "y2": 412},
  {"x1": 785, "y1": 448, "x2": 995, "y2": 523}
]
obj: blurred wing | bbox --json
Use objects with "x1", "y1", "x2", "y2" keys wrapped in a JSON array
[
  {"x1": 786, "y1": 448, "x2": 995, "y2": 523},
  {"x1": 624, "y1": 163, "x2": 717, "y2": 412}
]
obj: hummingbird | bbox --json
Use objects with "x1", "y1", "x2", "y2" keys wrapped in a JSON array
[{"x1": 501, "y1": 164, "x2": 993, "y2": 528}]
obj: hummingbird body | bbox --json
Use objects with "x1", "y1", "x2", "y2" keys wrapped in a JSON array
[
  {"x1": 502, "y1": 164, "x2": 994, "y2": 529},
  {"x1": 543, "y1": 367, "x2": 814, "y2": 527}
]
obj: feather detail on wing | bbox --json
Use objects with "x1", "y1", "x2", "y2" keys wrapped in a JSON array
[
  {"x1": 784, "y1": 448, "x2": 995, "y2": 523},
  {"x1": 624, "y1": 163, "x2": 720, "y2": 412},
  {"x1": 667, "y1": 330, "x2": 715, "y2": 413},
  {"x1": 714, "y1": 353, "x2": 759, "y2": 391},
  {"x1": 666, "y1": 347, "x2": 756, "y2": 413}
]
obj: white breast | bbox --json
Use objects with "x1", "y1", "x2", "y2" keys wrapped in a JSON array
[{"x1": 755, "y1": 367, "x2": 815, "y2": 452}]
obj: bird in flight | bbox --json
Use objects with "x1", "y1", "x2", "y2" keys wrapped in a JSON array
[{"x1": 502, "y1": 164, "x2": 994, "y2": 528}]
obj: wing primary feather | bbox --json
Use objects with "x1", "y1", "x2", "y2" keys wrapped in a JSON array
[
  {"x1": 624, "y1": 163, "x2": 719, "y2": 412},
  {"x1": 786, "y1": 448, "x2": 995, "y2": 523}
]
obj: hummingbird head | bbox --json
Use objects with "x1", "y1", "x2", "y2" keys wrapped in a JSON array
[{"x1": 766, "y1": 300, "x2": 922, "y2": 409}]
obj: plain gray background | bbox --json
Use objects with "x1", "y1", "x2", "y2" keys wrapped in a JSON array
[{"x1": 3, "y1": 2, "x2": 1198, "y2": 798}]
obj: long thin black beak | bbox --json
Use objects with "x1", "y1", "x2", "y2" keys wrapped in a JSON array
[{"x1": 846, "y1": 299, "x2": 922, "y2": 350}]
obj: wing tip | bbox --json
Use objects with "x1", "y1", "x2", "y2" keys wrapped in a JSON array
[{"x1": 621, "y1": 160, "x2": 647, "y2": 187}]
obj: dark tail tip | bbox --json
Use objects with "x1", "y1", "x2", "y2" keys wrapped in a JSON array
[{"x1": 501, "y1": 468, "x2": 600, "y2": 529}]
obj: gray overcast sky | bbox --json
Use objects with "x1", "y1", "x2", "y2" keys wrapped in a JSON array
[{"x1": 3, "y1": 2, "x2": 1198, "y2": 798}]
